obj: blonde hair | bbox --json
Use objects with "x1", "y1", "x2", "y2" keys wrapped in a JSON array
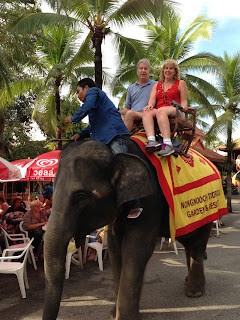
[
  {"x1": 31, "y1": 200, "x2": 41, "y2": 209},
  {"x1": 160, "y1": 59, "x2": 180, "y2": 82}
]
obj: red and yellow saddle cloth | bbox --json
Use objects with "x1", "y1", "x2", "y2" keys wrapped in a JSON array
[{"x1": 131, "y1": 132, "x2": 228, "y2": 241}]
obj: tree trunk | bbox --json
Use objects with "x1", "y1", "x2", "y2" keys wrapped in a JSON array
[
  {"x1": 226, "y1": 126, "x2": 232, "y2": 213},
  {"x1": 0, "y1": 111, "x2": 7, "y2": 157},
  {"x1": 93, "y1": 29, "x2": 103, "y2": 89},
  {"x1": 226, "y1": 149, "x2": 232, "y2": 212},
  {"x1": 54, "y1": 79, "x2": 62, "y2": 150}
]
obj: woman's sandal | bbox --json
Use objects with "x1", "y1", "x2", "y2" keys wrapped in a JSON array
[{"x1": 127, "y1": 208, "x2": 143, "y2": 219}]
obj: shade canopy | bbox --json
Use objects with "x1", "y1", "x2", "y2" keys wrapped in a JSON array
[
  {"x1": 0, "y1": 157, "x2": 22, "y2": 182},
  {"x1": 25, "y1": 150, "x2": 61, "y2": 181},
  {"x1": 11, "y1": 159, "x2": 33, "y2": 181}
]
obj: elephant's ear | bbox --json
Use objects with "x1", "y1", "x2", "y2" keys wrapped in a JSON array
[{"x1": 110, "y1": 153, "x2": 153, "y2": 207}]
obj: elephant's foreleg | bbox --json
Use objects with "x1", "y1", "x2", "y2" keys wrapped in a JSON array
[
  {"x1": 108, "y1": 228, "x2": 123, "y2": 319},
  {"x1": 115, "y1": 233, "x2": 156, "y2": 320}
]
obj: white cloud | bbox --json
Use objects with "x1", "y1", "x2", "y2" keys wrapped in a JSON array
[{"x1": 178, "y1": 0, "x2": 239, "y2": 24}]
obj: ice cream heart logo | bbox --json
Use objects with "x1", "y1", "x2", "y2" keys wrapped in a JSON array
[{"x1": 36, "y1": 159, "x2": 58, "y2": 167}]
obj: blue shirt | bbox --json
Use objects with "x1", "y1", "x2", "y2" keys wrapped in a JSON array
[
  {"x1": 125, "y1": 79, "x2": 157, "y2": 112},
  {"x1": 71, "y1": 87, "x2": 129, "y2": 144}
]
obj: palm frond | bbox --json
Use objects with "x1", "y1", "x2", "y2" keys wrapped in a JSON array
[
  {"x1": 106, "y1": 0, "x2": 172, "y2": 27},
  {"x1": 0, "y1": 77, "x2": 43, "y2": 108},
  {"x1": 10, "y1": 13, "x2": 76, "y2": 34},
  {"x1": 65, "y1": 32, "x2": 94, "y2": 75},
  {"x1": 112, "y1": 32, "x2": 148, "y2": 64},
  {"x1": 0, "y1": 52, "x2": 11, "y2": 90}
]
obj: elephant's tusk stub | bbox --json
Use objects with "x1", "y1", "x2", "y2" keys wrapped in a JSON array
[{"x1": 92, "y1": 190, "x2": 102, "y2": 198}]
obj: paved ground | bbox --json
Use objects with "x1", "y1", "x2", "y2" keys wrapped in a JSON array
[{"x1": 0, "y1": 195, "x2": 240, "y2": 320}]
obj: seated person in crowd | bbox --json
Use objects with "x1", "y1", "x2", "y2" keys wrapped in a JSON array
[
  {"x1": 23, "y1": 200, "x2": 48, "y2": 260},
  {"x1": 236, "y1": 155, "x2": 240, "y2": 172},
  {"x1": 44, "y1": 184, "x2": 53, "y2": 200},
  {"x1": 142, "y1": 59, "x2": 188, "y2": 156},
  {"x1": 41, "y1": 199, "x2": 52, "y2": 218},
  {"x1": 4, "y1": 197, "x2": 26, "y2": 233},
  {"x1": 0, "y1": 197, "x2": 9, "y2": 226},
  {"x1": 36, "y1": 193, "x2": 45, "y2": 205},
  {"x1": 87, "y1": 226, "x2": 107, "y2": 262},
  {"x1": 120, "y1": 59, "x2": 157, "y2": 132},
  {"x1": 0, "y1": 196, "x2": 9, "y2": 214}
]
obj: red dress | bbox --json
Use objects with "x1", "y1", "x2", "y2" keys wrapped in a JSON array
[{"x1": 155, "y1": 80, "x2": 180, "y2": 109}]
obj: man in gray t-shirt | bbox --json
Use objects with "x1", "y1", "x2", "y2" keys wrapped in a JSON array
[{"x1": 120, "y1": 59, "x2": 157, "y2": 132}]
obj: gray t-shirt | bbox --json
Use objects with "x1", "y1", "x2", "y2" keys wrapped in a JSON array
[{"x1": 125, "y1": 79, "x2": 157, "y2": 112}]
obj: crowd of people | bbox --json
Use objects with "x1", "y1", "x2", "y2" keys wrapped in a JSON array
[{"x1": 0, "y1": 188, "x2": 53, "y2": 260}]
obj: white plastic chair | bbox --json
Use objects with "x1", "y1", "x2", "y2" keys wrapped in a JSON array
[
  {"x1": 19, "y1": 220, "x2": 29, "y2": 238},
  {"x1": 160, "y1": 237, "x2": 178, "y2": 255},
  {"x1": 65, "y1": 239, "x2": 83, "y2": 279},
  {"x1": 213, "y1": 220, "x2": 220, "y2": 237},
  {"x1": 1, "y1": 227, "x2": 37, "y2": 270},
  {"x1": 0, "y1": 238, "x2": 34, "y2": 298},
  {"x1": 83, "y1": 228, "x2": 108, "y2": 271}
]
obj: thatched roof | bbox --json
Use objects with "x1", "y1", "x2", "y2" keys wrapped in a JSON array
[
  {"x1": 191, "y1": 133, "x2": 226, "y2": 163},
  {"x1": 218, "y1": 138, "x2": 240, "y2": 151}
]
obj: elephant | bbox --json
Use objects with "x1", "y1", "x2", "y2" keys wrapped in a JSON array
[{"x1": 43, "y1": 139, "x2": 213, "y2": 320}]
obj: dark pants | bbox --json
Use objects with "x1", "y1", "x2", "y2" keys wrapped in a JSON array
[{"x1": 29, "y1": 231, "x2": 44, "y2": 253}]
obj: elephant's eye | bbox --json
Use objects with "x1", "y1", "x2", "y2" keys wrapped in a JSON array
[{"x1": 71, "y1": 191, "x2": 90, "y2": 206}]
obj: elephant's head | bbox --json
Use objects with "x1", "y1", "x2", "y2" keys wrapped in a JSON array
[
  {"x1": 43, "y1": 140, "x2": 153, "y2": 319},
  {"x1": 52, "y1": 140, "x2": 152, "y2": 236}
]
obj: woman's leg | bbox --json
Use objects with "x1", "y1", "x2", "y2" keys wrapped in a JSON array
[
  {"x1": 142, "y1": 109, "x2": 157, "y2": 137},
  {"x1": 156, "y1": 106, "x2": 176, "y2": 156},
  {"x1": 142, "y1": 109, "x2": 162, "y2": 153},
  {"x1": 155, "y1": 106, "x2": 176, "y2": 139}
]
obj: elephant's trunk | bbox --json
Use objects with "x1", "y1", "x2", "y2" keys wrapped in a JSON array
[{"x1": 43, "y1": 218, "x2": 71, "y2": 320}]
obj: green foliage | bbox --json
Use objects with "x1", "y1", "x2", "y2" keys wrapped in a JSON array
[
  {"x1": 0, "y1": 92, "x2": 47, "y2": 160},
  {"x1": 12, "y1": 0, "x2": 169, "y2": 87},
  {"x1": 9, "y1": 140, "x2": 47, "y2": 161},
  {"x1": 0, "y1": 0, "x2": 43, "y2": 88},
  {"x1": 112, "y1": 5, "x2": 217, "y2": 110}
]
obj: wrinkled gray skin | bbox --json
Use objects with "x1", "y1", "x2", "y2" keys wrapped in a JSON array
[{"x1": 43, "y1": 140, "x2": 212, "y2": 320}]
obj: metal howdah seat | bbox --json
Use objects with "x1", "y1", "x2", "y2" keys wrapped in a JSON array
[{"x1": 168, "y1": 101, "x2": 196, "y2": 157}]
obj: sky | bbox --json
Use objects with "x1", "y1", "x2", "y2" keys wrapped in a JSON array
[{"x1": 34, "y1": 0, "x2": 240, "y2": 141}]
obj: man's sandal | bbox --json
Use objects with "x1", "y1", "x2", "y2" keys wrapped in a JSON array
[{"x1": 127, "y1": 208, "x2": 143, "y2": 219}]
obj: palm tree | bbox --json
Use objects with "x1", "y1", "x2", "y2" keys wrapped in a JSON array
[
  {"x1": 0, "y1": 0, "x2": 44, "y2": 153},
  {"x1": 0, "y1": 22, "x2": 94, "y2": 150},
  {"x1": 11, "y1": 0, "x2": 171, "y2": 88},
  {"x1": 195, "y1": 53, "x2": 240, "y2": 212},
  {"x1": 29, "y1": 23, "x2": 94, "y2": 149},
  {"x1": 112, "y1": 6, "x2": 218, "y2": 109}
]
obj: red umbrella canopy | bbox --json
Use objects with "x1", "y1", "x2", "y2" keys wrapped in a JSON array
[
  {"x1": 0, "y1": 162, "x2": 8, "y2": 180},
  {"x1": 25, "y1": 150, "x2": 62, "y2": 181},
  {"x1": 11, "y1": 159, "x2": 33, "y2": 181},
  {"x1": 0, "y1": 157, "x2": 22, "y2": 182}
]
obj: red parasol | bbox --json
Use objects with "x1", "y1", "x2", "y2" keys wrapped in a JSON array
[
  {"x1": 11, "y1": 159, "x2": 33, "y2": 181},
  {"x1": 25, "y1": 150, "x2": 61, "y2": 181},
  {"x1": 0, "y1": 157, "x2": 22, "y2": 182}
]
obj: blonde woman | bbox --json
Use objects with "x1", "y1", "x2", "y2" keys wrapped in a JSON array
[{"x1": 142, "y1": 59, "x2": 188, "y2": 156}]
